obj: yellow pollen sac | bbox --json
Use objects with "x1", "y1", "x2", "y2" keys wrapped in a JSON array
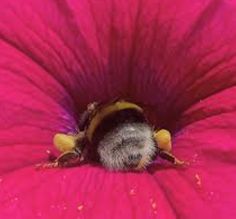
[
  {"x1": 153, "y1": 129, "x2": 172, "y2": 152},
  {"x1": 53, "y1": 133, "x2": 76, "y2": 152}
]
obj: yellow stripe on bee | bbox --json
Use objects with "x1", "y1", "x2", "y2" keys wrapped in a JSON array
[
  {"x1": 86, "y1": 101, "x2": 143, "y2": 142},
  {"x1": 153, "y1": 129, "x2": 172, "y2": 152},
  {"x1": 53, "y1": 133, "x2": 76, "y2": 152}
]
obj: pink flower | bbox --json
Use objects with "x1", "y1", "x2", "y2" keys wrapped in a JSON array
[{"x1": 0, "y1": 0, "x2": 236, "y2": 218}]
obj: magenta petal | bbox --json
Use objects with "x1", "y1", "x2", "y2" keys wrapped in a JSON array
[
  {"x1": 0, "y1": 166, "x2": 177, "y2": 219},
  {"x1": 0, "y1": 0, "x2": 126, "y2": 106},
  {"x1": 1, "y1": 0, "x2": 236, "y2": 218},
  {"x1": 125, "y1": 0, "x2": 236, "y2": 126},
  {"x1": 0, "y1": 40, "x2": 77, "y2": 174},
  {"x1": 1, "y1": 0, "x2": 236, "y2": 120},
  {"x1": 152, "y1": 86, "x2": 236, "y2": 218}
]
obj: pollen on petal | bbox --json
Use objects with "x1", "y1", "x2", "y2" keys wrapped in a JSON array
[
  {"x1": 151, "y1": 202, "x2": 157, "y2": 209},
  {"x1": 129, "y1": 188, "x2": 136, "y2": 196},
  {"x1": 149, "y1": 198, "x2": 158, "y2": 214},
  {"x1": 195, "y1": 173, "x2": 202, "y2": 187},
  {"x1": 192, "y1": 153, "x2": 199, "y2": 163},
  {"x1": 77, "y1": 204, "x2": 84, "y2": 211}
]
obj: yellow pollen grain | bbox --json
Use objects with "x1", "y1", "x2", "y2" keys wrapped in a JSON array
[
  {"x1": 77, "y1": 204, "x2": 84, "y2": 211},
  {"x1": 195, "y1": 173, "x2": 202, "y2": 187}
]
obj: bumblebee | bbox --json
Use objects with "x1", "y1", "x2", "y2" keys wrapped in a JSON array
[{"x1": 51, "y1": 100, "x2": 184, "y2": 171}]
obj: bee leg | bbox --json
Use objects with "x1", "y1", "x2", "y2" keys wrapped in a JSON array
[
  {"x1": 153, "y1": 129, "x2": 186, "y2": 166},
  {"x1": 35, "y1": 148, "x2": 83, "y2": 170},
  {"x1": 158, "y1": 150, "x2": 185, "y2": 165},
  {"x1": 56, "y1": 148, "x2": 83, "y2": 167},
  {"x1": 35, "y1": 161, "x2": 59, "y2": 170},
  {"x1": 36, "y1": 134, "x2": 86, "y2": 170},
  {"x1": 79, "y1": 102, "x2": 99, "y2": 131}
]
